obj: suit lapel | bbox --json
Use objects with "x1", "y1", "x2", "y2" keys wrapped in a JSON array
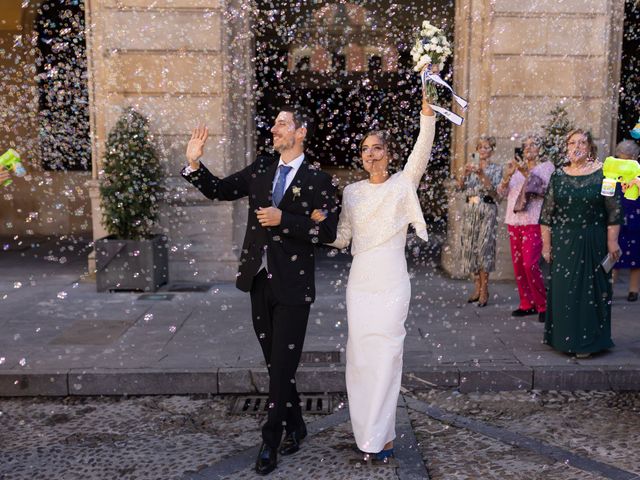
[
  {"x1": 256, "y1": 161, "x2": 278, "y2": 206},
  {"x1": 278, "y1": 161, "x2": 311, "y2": 209}
]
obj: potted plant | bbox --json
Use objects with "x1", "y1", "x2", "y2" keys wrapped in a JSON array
[{"x1": 95, "y1": 107, "x2": 168, "y2": 292}]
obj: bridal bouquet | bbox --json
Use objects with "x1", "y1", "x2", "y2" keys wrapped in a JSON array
[
  {"x1": 411, "y1": 21, "x2": 452, "y2": 76},
  {"x1": 410, "y1": 21, "x2": 467, "y2": 125}
]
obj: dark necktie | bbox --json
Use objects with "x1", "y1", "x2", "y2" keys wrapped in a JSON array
[{"x1": 272, "y1": 165, "x2": 293, "y2": 207}]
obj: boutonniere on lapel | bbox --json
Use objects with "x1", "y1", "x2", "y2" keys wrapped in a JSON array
[{"x1": 291, "y1": 186, "x2": 301, "y2": 200}]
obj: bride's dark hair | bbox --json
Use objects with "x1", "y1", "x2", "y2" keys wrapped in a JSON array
[{"x1": 359, "y1": 130, "x2": 397, "y2": 161}]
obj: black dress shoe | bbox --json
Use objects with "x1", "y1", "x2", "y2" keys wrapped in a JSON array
[
  {"x1": 628, "y1": 292, "x2": 638, "y2": 302},
  {"x1": 538, "y1": 311, "x2": 546, "y2": 323},
  {"x1": 511, "y1": 308, "x2": 537, "y2": 317},
  {"x1": 279, "y1": 425, "x2": 307, "y2": 456},
  {"x1": 255, "y1": 443, "x2": 277, "y2": 475}
]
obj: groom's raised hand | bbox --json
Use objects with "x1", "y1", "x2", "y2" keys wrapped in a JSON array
[{"x1": 186, "y1": 125, "x2": 209, "y2": 170}]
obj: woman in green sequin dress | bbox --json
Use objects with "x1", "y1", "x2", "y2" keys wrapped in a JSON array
[{"x1": 540, "y1": 129, "x2": 621, "y2": 357}]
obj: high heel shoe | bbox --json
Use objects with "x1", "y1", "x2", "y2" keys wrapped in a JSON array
[
  {"x1": 467, "y1": 295, "x2": 480, "y2": 303},
  {"x1": 373, "y1": 448, "x2": 394, "y2": 462}
]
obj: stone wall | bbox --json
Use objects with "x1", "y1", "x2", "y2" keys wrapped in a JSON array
[
  {"x1": 442, "y1": 0, "x2": 624, "y2": 279},
  {"x1": 86, "y1": 0, "x2": 254, "y2": 282}
]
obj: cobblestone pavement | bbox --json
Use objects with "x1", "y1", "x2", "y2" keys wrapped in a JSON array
[{"x1": 1, "y1": 390, "x2": 639, "y2": 480}]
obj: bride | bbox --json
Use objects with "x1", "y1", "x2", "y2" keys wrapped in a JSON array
[{"x1": 312, "y1": 66, "x2": 436, "y2": 460}]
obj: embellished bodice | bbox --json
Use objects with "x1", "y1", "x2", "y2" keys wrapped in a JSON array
[{"x1": 330, "y1": 114, "x2": 436, "y2": 255}]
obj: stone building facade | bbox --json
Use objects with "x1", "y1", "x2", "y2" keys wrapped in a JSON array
[{"x1": 0, "y1": 0, "x2": 629, "y2": 282}]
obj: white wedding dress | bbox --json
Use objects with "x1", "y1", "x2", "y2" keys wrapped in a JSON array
[{"x1": 330, "y1": 113, "x2": 436, "y2": 452}]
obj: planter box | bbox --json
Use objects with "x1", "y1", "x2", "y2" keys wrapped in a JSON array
[{"x1": 95, "y1": 234, "x2": 168, "y2": 292}]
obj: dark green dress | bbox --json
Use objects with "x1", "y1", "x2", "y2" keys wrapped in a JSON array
[{"x1": 539, "y1": 168, "x2": 621, "y2": 354}]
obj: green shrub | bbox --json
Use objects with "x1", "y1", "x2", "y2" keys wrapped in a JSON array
[{"x1": 99, "y1": 108, "x2": 163, "y2": 240}]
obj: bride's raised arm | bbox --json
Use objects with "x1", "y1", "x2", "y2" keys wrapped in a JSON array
[{"x1": 403, "y1": 72, "x2": 437, "y2": 188}]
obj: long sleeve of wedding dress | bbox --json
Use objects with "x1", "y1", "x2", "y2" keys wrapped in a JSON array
[{"x1": 402, "y1": 113, "x2": 436, "y2": 188}]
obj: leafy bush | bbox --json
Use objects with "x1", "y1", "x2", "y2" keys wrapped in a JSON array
[{"x1": 99, "y1": 108, "x2": 163, "y2": 240}]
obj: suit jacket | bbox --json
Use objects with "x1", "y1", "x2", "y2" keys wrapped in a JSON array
[{"x1": 182, "y1": 155, "x2": 338, "y2": 305}]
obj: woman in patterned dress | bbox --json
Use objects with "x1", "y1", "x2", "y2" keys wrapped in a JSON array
[{"x1": 456, "y1": 136, "x2": 503, "y2": 306}]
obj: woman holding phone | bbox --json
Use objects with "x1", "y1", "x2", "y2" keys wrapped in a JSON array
[
  {"x1": 456, "y1": 136, "x2": 503, "y2": 306},
  {"x1": 497, "y1": 135, "x2": 555, "y2": 322},
  {"x1": 540, "y1": 129, "x2": 621, "y2": 358}
]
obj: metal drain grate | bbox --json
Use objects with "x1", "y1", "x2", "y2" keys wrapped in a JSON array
[
  {"x1": 299, "y1": 351, "x2": 341, "y2": 365},
  {"x1": 230, "y1": 395, "x2": 333, "y2": 415}
]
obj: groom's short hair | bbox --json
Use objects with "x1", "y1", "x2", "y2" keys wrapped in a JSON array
[{"x1": 279, "y1": 105, "x2": 313, "y2": 137}]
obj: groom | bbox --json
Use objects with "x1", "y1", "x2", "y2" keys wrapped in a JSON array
[{"x1": 181, "y1": 107, "x2": 338, "y2": 475}]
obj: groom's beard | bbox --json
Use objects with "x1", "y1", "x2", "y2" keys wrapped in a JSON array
[{"x1": 273, "y1": 136, "x2": 295, "y2": 154}]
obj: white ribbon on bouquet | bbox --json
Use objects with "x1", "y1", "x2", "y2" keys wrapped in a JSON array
[{"x1": 421, "y1": 69, "x2": 468, "y2": 126}]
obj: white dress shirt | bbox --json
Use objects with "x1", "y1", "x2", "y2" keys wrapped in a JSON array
[{"x1": 260, "y1": 153, "x2": 305, "y2": 273}]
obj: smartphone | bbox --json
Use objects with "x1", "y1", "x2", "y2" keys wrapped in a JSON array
[
  {"x1": 470, "y1": 152, "x2": 479, "y2": 164},
  {"x1": 514, "y1": 147, "x2": 524, "y2": 162},
  {"x1": 600, "y1": 253, "x2": 617, "y2": 274}
]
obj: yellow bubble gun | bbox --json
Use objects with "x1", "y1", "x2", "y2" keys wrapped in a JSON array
[
  {"x1": 0, "y1": 149, "x2": 27, "y2": 187},
  {"x1": 601, "y1": 156, "x2": 640, "y2": 200}
]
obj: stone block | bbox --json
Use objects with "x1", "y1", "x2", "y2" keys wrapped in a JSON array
[
  {"x1": 104, "y1": 95, "x2": 223, "y2": 136},
  {"x1": 250, "y1": 368, "x2": 270, "y2": 394},
  {"x1": 107, "y1": 52, "x2": 222, "y2": 95},
  {"x1": 160, "y1": 203, "x2": 235, "y2": 247},
  {"x1": 0, "y1": 371, "x2": 68, "y2": 396},
  {"x1": 103, "y1": 10, "x2": 221, "y2": 51},
  {"x1": 493, "y1": 0, "x2": 607, "y2": 14},
  {"x1": 296, "y1": 367, "x2": 346, "y2": 392},
  {"x1": 218, "y1": 368, "x2": 254, "y2": 393},
  {"x1": 533, "y1": 366, "x2": 610, "y2": 390},
  {"x1": 491, "y1": 57, "x2": 606, "y2": 97},
  {"x1": 606, "y1": 367, "x2": 640, "y2": 391},
  {"x1": 67, "y1": 369, "x2": 218, "y2": 395},
  {"x1": 402, "y1": 367, "x2": 460, "y2": 389},
  {"x1": 488, "y1": 97, "x2": 605, "y2": 138},
  {"x1": 545, "y1": 17, "x2": 606, "y2": 56},
  {"x1": 459, "y1": 366, "x2": 533, "y2": 393},
  {"x1": 492, "y1": 17, "x2": 547, "y2": 55}
]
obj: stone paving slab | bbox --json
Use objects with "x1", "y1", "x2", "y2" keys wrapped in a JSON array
[{"x1": 1, "y1": 237, "x2": 640, "y2": 395}]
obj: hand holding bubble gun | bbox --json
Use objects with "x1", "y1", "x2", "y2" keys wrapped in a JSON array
[
  {"x1": 0, "y1": 149, "x2": 27, "y2": 187},
  {"x1": 601, "y1": 156, "x2": 640, "y2": 200}
]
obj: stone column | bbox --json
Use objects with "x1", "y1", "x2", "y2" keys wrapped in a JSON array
[
  {"x1": 85, "y1": 0, "x2": 253, "y2": 282},
  {"x1": 442, "y1": 0, "x2": 623, "y2": 279}
]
